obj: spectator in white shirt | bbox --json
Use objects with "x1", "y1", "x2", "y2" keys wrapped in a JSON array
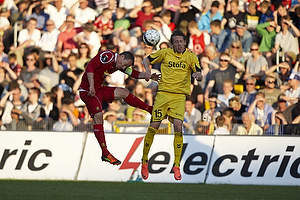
[
  {"x1": 218, "y1": 79, "x2": 235, "y2": 107},
  {"x1": 69, "y1": 0, "x2": 96, "y2": 28},
  {"x1": 183, "y1": 96, "x2": 202, "y2": 134},
  {"x1": 213, "y1": 116, "x2": 230, "y2": 135},
  {"x1": 38, "y1": 20, "x2": 60, "y2": 53},
  {"x1": 53, "y1": 110, "x2": 74, "y2": 131},
  {"x1": 236, "y1": 112, "x2": 263, "y2": 135},
  {"x1": 44, "y1": 0, "x2": 69, "y2": 29},
  {"x1": 73, "y1": 22, "x2": 101, "y2": 57},
  {"x1": 10, "y1": 18, "x2": 41, "y2": 66}
]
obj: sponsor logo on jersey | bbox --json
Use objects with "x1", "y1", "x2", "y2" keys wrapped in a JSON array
[
  {"x1": 168, "y1": 61, "x2": 186, "y2": 68},
  {"x1": 104, "y1": 70, "x2": 110, "y2": 77}
]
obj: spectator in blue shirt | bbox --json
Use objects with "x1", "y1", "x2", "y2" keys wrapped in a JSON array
[
  {"x1": 25, "y1": 1, "x2": 49, "y2": 31},
  {"x1": 198, "y1": 1, "x2": 223, "y2": 33},
  {"x1": 231, "y1": 21, "x2": 253, "y2": 53},
  {"x1": 246, "y1": 92, "x2": 274, "y2": 132},
  {"x1": 210, "y1": 20, "x2": 232, "y2": 52},
  {"x1": 259, "y1": 1, "x2": 273, "y2": 24}
]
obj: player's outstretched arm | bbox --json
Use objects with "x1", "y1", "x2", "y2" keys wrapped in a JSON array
[{"x1": 138, "y1": 72, "x2": 161, "y2": 81}]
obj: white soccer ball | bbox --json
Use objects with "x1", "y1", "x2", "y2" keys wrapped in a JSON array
[{"x1": 143, "y1": 29, "x2": 160, "y2": 46}]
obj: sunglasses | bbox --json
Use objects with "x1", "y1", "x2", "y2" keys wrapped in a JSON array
[
  {"x1": 26, "y1": 58, "x2": 34, "y2": 61},
  {"x1": 231, "y1": 45, "x2": 240, "y2": 49},
  {"x1": 180, "y1": 6, "x2": 189, "y2": 8},
  {"x1": 268, "y1": 81, "x2": 275, "y2": 84},
  {"x1": 251, "y1": 48, "x2": 259, "y2": 51},
  {"x1": 246, "y1": 83, "x2": 254, "y2": 85},
  {"x1": 219, "y1": 59, "x2": 229, "y2": 62}
]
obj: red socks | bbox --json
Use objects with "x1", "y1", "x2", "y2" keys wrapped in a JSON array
[
  {"x1": 124, "y1": 93, "x2": 152, "y2": 113},
  {"x1": 94, "y1": 124, "x2": 110, "y2": 157}
]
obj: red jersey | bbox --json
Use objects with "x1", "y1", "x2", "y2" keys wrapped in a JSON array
[
  {"x1": 94, "y1": 16, "x2": 114, "y2": 32},
  {"x1": 191, "y1": 33, "x2": 206, "y2": 55},
  {"x1": 80, "y1": 50, "x2": 117, "y2": 91},
  {"x1": 80, "y1": 50, "x2": 140, "y2": 91},
  {"x1": 168, "y1": 22, "x2": 176, "y2": 32}
]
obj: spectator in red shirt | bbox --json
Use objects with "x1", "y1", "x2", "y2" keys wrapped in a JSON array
[
  {"x1": 56, "y1": 14, "x2": 81, "y2": 60},
  {"x1": 93, "y1": 8, "x2": 114, "y2": 41},
  {"x1": 129, "y1": 0, "x2": 155, "y2": 31},
  {"x1": 161, "y1": 10, "x2": 176, "y2": 31}
]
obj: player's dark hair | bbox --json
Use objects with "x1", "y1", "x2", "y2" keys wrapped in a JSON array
[
  {"x1": 170, "y1": 29, "x2": 186, "y2": 44},
  {"x1": 120, "y1": 51, "x2": 134, "y2": 65}
]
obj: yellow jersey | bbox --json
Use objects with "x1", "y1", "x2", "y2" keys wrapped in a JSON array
[{"x1": 148, "y1": 48, "x2": 201, "y2": 96}]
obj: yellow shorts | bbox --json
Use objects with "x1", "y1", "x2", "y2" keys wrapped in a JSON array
[{"x1": 151, "y1": 91, "x2": 186, "y2": 122}]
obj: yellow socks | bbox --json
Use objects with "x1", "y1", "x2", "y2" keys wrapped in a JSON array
[
  {"x1": 173, "y1": 132, "x2": 183, "y2": 167},
  {"x1": 142, "y1": 126, "x2": 157, "y2": 164}
]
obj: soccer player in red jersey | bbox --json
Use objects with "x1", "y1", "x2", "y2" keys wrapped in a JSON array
[{"x1": 79, "y1": 50, "x2": 160, "y2": 165}]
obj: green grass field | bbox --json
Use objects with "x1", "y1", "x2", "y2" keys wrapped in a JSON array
[{"x1": 0, "y1": 180, "x2": 299, "y2": 200}]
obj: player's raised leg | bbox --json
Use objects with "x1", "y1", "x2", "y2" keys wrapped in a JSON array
[{"x1": 114, "y1": 87, "x2": 153, "y2": 113}]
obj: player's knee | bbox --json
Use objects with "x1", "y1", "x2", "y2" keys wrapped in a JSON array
[
  {"x1": 115, "y1": 87, "x2": 130, "y2": 99},
  {"x1": 94, "y1": 112, "x2": 103, "y2": 124}
]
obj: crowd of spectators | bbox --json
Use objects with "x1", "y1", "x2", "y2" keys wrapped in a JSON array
[{"x1": 0, "y1": 0, "x2": 300, "y2": 135}]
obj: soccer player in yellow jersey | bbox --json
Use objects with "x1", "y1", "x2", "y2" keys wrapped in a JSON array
[{"x1": 141, "y1": 29, "x2": 202, "y2": 180}]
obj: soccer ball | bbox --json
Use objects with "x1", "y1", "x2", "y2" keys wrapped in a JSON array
[{"x1": 143, "y1": 29, "x2": 160, "y2": 46}]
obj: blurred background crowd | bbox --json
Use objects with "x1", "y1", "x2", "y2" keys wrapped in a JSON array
[{"x1": 1, "y1": 0, "x2": 300, "y2": 135}]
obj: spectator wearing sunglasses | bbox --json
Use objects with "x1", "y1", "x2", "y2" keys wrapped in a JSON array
[
  {"x1": 239, "y1": 77, "x2": 257, "y2": 107},
  {"x1": 230, "y1": 21, "x2": 253, "y2": 54},
  {"x1": 243, "y1": 42, "x2": 268, "y2": 85},
  {"x1": 283, "y1": 73, "x2": 300, "y2": 106},
  {"x1": 246, "y1": 91, "x2": 274, "y2": 132},
  {"x1": 258, "y1": 75, "x2": 282, "y2": 108},
  {"x1": 205, "y1": 52, "x2": 244, "y2": 99}
]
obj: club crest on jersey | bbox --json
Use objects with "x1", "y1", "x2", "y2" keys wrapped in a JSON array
[
  {"x1": 101, "y1": 55, "x2": 108, "y2": 63},
  {"x1": 96, "y1": 107, "x2": 100, "y2": 110},
  {"x1": 99, "y1": 51, "x2": 114, "y2": 64}
]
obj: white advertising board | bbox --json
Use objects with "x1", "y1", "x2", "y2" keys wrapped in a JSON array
[
  {"x1": 206, "y1": 136, "x2": 300, "y2": 185},
  {"x1": 77, "y1": 133, "x2": 215, "y2": 183},
  {"x1": 0, "y1": 131, "x2": 86, "y2": 180}
]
